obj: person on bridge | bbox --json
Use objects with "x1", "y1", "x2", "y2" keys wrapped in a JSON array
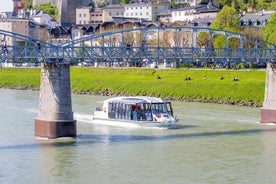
[
  {"x1": 201, "y1": 44, "x2": 205, "y2": 56},
  {"x1": 1, "y1": 40, "x2": 8, "y2": 54}
]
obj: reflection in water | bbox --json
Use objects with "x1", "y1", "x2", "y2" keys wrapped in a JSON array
[{"x1": 37, "y1": 139, "x2": 78, "y2": 183}]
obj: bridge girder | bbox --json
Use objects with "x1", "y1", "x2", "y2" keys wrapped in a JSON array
[{"x1": 1, "y1": 27, "x2": 276, "y2": 67}]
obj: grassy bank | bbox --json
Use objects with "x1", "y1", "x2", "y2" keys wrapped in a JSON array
[{"x1": 0, "y1": 67, "x2": 266, "y2": 106}]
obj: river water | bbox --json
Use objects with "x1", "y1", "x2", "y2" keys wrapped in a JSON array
[{"x1": 0, "y1": 88, "x2": 276, "y2": 184}]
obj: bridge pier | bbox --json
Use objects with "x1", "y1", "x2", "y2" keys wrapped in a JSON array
[
  {"x1": 261, "y1": 62, "x2": 276, "y2": 123},
  {"x1": 34, "y1": 63, "x2": 76, "y2": 138}
]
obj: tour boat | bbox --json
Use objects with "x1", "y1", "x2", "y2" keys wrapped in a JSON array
[{"x1": 92, "y1": 96, "x2": 178, "y2": 127}]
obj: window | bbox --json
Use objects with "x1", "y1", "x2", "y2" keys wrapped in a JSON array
[
  {"x1": 109, "y1": 12, "x2": 112, "y2": 16},
  {"x1": 84, "y1": 13, "x2": 86, "y2": 17},
  {"x1": 79, "y1": 14, "x2": 82, "y2": 17}
]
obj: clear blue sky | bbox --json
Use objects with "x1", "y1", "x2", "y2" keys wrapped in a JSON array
[{"x1": 0, "y1": 0, "x2": 13, "y2": 12}]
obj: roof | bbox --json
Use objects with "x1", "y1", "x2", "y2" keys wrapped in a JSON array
[
  {"x1": 239, "y1": 12, "x2": 273, "y2": 22},
  {"x1": 105, "y1": 96, "x2": 165, "y2": 104},
  {"x1": 172, "y1": 3, "x2": 219, "y2": 13},
  {"x1": 103, "y1": 4, "x2": 124, "y2": 9},
  {"x1": 124, "y1": 3, "x2": 152, "y2": 7},
  {"x1": 111, "y1": 17, "x2": 161, "y2": 27}
]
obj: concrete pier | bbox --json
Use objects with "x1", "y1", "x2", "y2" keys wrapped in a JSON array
[
  {"x1": 35, "y1": 63, "x2": 76, "y2": 138},
  {"x1": 260, "y1": 62, "x2": 276, "y2": 123}
]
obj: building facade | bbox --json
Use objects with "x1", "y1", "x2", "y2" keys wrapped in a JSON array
[
  {"x1": 239, "y1": 10, "x2": 275, "y2": 27},
  {"x1": 171, "y1": 2, "x2": 219, "y2": 23},
  {"x1": 76, "y1": 7, "x2": 91, "y2": 25},
  {"x1": 33, "y1": 0, "x2": 92, "y2": 25},
  {"x1": 102, "y1": 4, "x2": 124, "y2": 23}
]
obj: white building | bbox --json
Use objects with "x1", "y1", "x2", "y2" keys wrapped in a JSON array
[
  {"x1": 124, "y1": 3, "x2": 170, "y2": 21},
  {"x1": 240, "y1": 10, "x2": 275, "y2": 27},
  {"x1": 31, "y1": 11, "x2": 59, "y2": 27},
  {"x1": 0, "y1": 12, "x2": 13, "y2": 19},
  {"x1": 76, "y1": 7, "x2": 91, "y2": 25},
  {"x1": 174, "y1": 0, "x2": 200, "y2": 6},
  {"x1": 171, "y1": 2, "x2": 219, "y2": 23}
]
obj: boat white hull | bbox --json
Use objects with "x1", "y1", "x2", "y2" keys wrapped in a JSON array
[{"x1": 92, "y1": 116, "x2": 178, "y2": 128}]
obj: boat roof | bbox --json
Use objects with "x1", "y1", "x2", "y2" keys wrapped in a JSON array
[{"x1": 103, "y1": 96, "x2": 167, "y2": 104}]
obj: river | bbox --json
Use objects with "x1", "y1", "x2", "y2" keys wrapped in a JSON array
[{"x1": 0, "y1": 88, "x2": 276, "y2": 184}]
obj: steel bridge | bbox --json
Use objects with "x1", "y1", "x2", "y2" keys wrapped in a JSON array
[{"x1": 0, "y1": 27, "x2": 276, "y2": 67}]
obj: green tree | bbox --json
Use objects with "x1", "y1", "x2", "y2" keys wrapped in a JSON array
[
  {"x1": 210, "y1": 5, "x2": 240, "y2": 31},
  {"x1": 36, "y1": 3, "x2": 58, "y2": 20},
  {"x1": 261, "y1": 13, "x2": 276, "y2": 44},
  {"x1": 121, "y1": 0, "x2": 129, "y2": 5},
  {"x1": 210, "y1": 6, "x2": 240, "y2": 49},
  {"x1": 22, "y1": 0, "x2": 32, "y2": 9}
]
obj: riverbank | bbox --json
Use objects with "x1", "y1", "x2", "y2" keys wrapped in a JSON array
[{"x1": 0, "y1": 67, "x2": 266, "y2": 107}]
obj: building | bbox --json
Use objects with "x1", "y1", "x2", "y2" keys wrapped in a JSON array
[
  {"x1": 90, "y1": 8, "x2": 104, "y2": 24},
  {"x1": 124, "y1": 3, "x2": 170, "y2": 21},
  {"x1": 0, "y1": 19, "x2": 29, "y2": 43},
  {"x1": 171, "y1": 2, "x2": 219, "y2": 23},
  {"x1": 33, "y1": 0, "x2": 92, "y2": 25},
  {"x1": 102, "y1": 4, "x2": 124, "y2": 23},
  {"x1": 174, "y1": 0, "x2": 201, "y2": 6},
  {"x1": 0, "y1": 12, "x2": 13, "y2": 19},
  {"x1": 240, "y1": 10, "x2": 275, "y2": 28},
  {"x1": 13, "y1": 0, "x2": 24, "y2": 13},
  {"x1": 31, "y1": 11, "x2": 59, "y2": 28},
  {"x1": 76, "y1": 7, "x2": 91, "y2": 25}
]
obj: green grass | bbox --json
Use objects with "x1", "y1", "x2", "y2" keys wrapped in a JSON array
[{"x1": 0, "y1": 67, "x2": 266, "y2": 106}]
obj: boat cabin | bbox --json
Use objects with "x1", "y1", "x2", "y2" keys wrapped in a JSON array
[{"x1": 106, "y1": 98, "x2": 174, "y2": 121}]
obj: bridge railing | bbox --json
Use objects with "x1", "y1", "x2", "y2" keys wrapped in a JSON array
[{"x1": 1, "y1": 27, "x2": 276, "y2": 67}]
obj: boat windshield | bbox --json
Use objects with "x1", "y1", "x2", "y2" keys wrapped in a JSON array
[{"x1": 151, "y1": 102, "x2": 173, "y2": 116}]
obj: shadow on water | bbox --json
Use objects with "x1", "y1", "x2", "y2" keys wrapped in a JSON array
[{"x1": 1, "y1": 128, "x2": 276, "y2": 151}]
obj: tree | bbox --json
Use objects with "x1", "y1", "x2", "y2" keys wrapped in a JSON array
[
  {"x1": 121, "y1": 0, "x2": 129, "y2": 5},
  {"x1": 210, "y1": 5, "x2": 240, "y2": 31},
  {"x1": 36, "y1": 3, "x2": 58, "y2": 20},
  {"x1": 22, "y1": 0, "x2": 32, "y2": 9},
  {"x1": 210, "y1": 6, "x2": 240, "y2": 49},
  {"x1": 261, "y1": 13, "x2": 276, "y2": 44}
]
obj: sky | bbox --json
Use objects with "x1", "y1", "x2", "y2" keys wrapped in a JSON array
[{"x1": 0, "y1": 0, "x2": 13, "y2": 12}]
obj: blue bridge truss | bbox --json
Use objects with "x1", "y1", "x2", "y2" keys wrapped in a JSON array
[{"x1": 1, "y1": 27, "x2": 276, "y2": 67}]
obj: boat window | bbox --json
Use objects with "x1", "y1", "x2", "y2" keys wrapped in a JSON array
[
  {"x1": 136, "y1": 103, "x2": 152, "y2": 121},
  {"x1": 108, "y1": 101, "x2": 132, "y2": 120},
  {"x1": 108, "y1": 102, "x2": 116, "y2": 119},
  {"x1": 129, "y1": 103, "x2": 152, "y2": 121},
  {"x1": 166, "y1": 102, "x2": 173, "y2": 116},
  {"x1": 151, "y1": 103, "x2": 167, "y2": 114}
]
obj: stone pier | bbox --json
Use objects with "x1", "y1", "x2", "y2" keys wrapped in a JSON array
[
  {"x1": 260, "y1": 62, "x2": 276, "y2": 123},
  {"x1": 34, "y1": 63, "x2": 76, "y2": 138}
]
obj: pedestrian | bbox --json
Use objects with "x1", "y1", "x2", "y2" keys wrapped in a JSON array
[
  {"x1": 201, "y1": 44, "x2": 205, "y2": 56},
  {"x1": 2, "y1": 40, "x2": 8, "y2": 54}
]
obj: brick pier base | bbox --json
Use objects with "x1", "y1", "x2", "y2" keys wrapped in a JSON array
[{"x1": 260, "y1": 62, "x2": 276, "y2": 124}]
